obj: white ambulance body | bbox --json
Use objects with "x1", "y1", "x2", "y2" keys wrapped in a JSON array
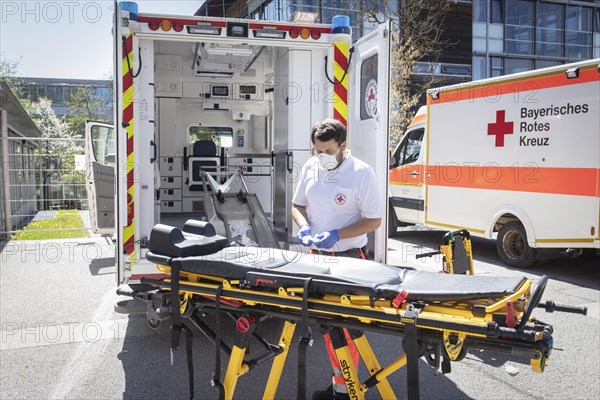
[
  {"x1": 389, "y1": 59, "x2": 600, "y2": 268},
  {"x1": 98, "y1": 4, "x2": 391, "y2": 285}
]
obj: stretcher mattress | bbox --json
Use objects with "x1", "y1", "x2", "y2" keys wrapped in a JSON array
[{"x1": 146, "y1": 224, "x2": 526, "y2": 302}]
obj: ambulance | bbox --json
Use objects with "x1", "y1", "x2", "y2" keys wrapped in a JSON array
[
  {"x1": 389, "y1": 59, "x2": 600, "y2": 268},
  {"x1": 86, "y1": 2, "x2": 392, "y2": 285}
]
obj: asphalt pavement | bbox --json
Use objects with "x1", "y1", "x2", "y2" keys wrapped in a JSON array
[{"x1": 0, "y1": 228, "x2": 598, "y2": 399}]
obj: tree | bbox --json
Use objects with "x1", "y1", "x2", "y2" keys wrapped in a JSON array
[
  {"x1": 0, "y1": 57, "x2": 24, "y2": 99},
  {"x1": 65, "y1": 86, "x2": 109, "y2": 138},
  {"x1": 359, "y1": 0, "x2": 450, "y2": 146},
  {"x1": 26, "y1": 98, "x2": 84, "y2": 209}
]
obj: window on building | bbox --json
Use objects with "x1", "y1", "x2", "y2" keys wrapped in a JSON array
[
  {"x1": 491, "y1": 0, "x2": 503, "y2": 24},
  {"x1": 566, "y1": 5, "x2": 592, "y2": 59},
  {"x1": 505, "y1": 58, "x2": 534, "y2": 75},
  {"x1": 473, "y1": 0, "x2": 487, "y2": 23},
  {"x1": 536, "y1": 2, "x2": 565, "y2": 57},
  {"x1": 506, "y1": 0, "x2": 534, "y2": 54},
  {"x1": 473, "y1": 56, "x2": 487, "y2": 80},
  {"x1": 47, "y1": 86, "x2": 64, "y2": 106},
  {"x1": 491, "y1": 57, "x2": 503, "y2": 77},
  {"x1": 535, "y1": 59, "x2": 562, "y2": 69}
]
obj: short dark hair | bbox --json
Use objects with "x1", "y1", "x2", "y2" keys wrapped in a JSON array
[{"x1": 310, "y1": 119, "x2": 347, "y2": 144}]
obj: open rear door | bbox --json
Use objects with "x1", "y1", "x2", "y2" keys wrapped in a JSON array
[
  {"x1": 85, "y1": 121, "x2": 116, "y2": 235},
  {"x1": 348, "y1": 22, "x2": 391, "y2": 263}
]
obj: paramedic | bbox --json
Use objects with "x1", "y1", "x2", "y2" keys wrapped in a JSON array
[{"x1": 291, "y1": 118, "x2": 383, "y2": 400}]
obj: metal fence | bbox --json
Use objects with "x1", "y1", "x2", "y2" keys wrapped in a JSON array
[{"x1": 1, "y1": 136, "x2": 89, "y2": 239}]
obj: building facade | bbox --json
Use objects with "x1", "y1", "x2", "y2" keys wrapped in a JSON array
[
  {"x1": 197, "y1": 0, "x2": 600, "y2": 79},
  {"x1": 18, "y1": 77, "x2": 113, "y2": 119},
  {"x1": 473, "y1": 0, "x2": 600, "y2": 79}
]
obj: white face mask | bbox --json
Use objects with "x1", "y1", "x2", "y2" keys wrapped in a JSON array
[{"x1": 317, "y1": 148, "x2": 341, "y2": 171}]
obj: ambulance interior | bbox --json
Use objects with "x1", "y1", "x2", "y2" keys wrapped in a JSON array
[{"x1": 151, "y1": 38, "x2": 328, "y2": 245}]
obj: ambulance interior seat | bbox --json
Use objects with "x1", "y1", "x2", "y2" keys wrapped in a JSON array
[{"x1": 189, "y1": 140, "x2": 220, "y2": 192}]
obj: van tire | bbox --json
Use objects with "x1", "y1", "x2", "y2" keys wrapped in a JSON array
[
  {"x1": 388, "y1": 202, "x2": 398, "y2": 236},
  {"x1": 496, "y1": 221, "x2": 537, "y2": 268}
]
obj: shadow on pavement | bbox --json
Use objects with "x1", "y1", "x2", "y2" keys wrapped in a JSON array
[
  {"x1": 389, "y1": 228, "x2": 600, "y2": 290},
  {"x1": 118, "y1": 312, "x2": 472, "y2": 399}
]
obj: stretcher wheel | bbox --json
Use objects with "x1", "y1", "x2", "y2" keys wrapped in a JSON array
[{"x1": 147, "y1": 314, "x2": 170, "y2": 333}]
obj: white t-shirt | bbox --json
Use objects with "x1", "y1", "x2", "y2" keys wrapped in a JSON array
[{"x1": 292, "y1": 151, "x2": 383, "y2": 252}]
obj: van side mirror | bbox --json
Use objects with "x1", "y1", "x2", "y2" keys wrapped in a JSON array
[
  {"x1": 389, "y1": 156, "x2": 396, "y2": 169},
  {"x1": 105, "y1": 153, "x2": 116, "y2": 164}
]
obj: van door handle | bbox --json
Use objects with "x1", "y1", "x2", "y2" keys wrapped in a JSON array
[{"x1": 411, "y1": 170, "x2": 419, "y2": 177}]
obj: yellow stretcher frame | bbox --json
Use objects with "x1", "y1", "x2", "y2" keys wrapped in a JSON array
[{"x1": 140, "y1": 265, "x2": 555, "y2": 400}]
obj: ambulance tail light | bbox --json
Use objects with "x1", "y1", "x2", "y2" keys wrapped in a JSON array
[
  {"x1": 148, "y1": 21, "x2": 159, "y2": 31},
  {"x1": 254, "y1": 27, "x2": 286, "y2": 39},
  {"x1": 173, "y1": 22, "x2": 184, "y2": 32},
  {"x1": 160, "y1": 20, "x2": 172, "y2": 31},
  {"x1": 299, "y1": 28, "x2": 310, "y2": 39},
  {"x1": 311, "y1": 30, "x2": 321, "y2": 40},
  {"x1": 289, "y1": 27, "x2": 300, "y2": 39},
  {"x1": 188, "y1": 23, "x2": 222, "y2": 35}
]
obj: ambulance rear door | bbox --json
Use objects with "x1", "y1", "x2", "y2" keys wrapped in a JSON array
[{"x1": 348, "y1": 22, "x2": 391, "y2": 263}]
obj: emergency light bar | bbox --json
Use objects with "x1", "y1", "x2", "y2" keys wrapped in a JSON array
[{"x1": 188, "y1": 23, "x2": 222, "y2": 35}]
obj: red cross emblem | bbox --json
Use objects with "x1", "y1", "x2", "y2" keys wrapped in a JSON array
[
  {"x1": 335, "y1": 194, "x2": 346, "y2": 205},
  {"x1": 487, "y1": 110, "x2": 514, "y2": 147},
  {"x1": 367, "y1": 88, "x2": 376, "y2": 102}
]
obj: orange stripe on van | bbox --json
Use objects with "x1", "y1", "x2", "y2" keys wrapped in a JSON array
[
  {"x1": 424, "y1": 165, "x2": 599, "y2": 197},
  {"x1": 431, "y1": 66, "x2": 599, "y2": 105},
  {"x1": 408, "y1": 113, "x2": 426, "y2": 127}
]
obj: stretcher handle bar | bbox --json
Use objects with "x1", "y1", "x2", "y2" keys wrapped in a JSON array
[
  {"x1": 443, "y1": 229, "x2": 470, "y2": 245},
  {"x1": 415, "y1": 250, "x2": 441, "y2": 259},
  {"x1": 537, "y1": 300, "x2": 587, "y2": 315},
  {"x1": 116, "y1": 287, "x2": 154, "y2": 301}
]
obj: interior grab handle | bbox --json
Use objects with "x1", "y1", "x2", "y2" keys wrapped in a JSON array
[
  {"x1": 150, "y1": 140, "x2": 157, "y2": 163},
  {"x1": 286, "y1": 152, "x2": 293, "y2": 173}
]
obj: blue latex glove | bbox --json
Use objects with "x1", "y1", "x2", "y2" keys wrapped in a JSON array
[
  {"x1": 312, "y1": 229, "x2": 340, "y2": 249},
  {"x1": 297, "y1": 224, "x2": 314, "y2": 246}
]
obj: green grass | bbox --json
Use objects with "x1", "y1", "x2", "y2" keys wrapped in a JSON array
[{"x1": 13, "y1": 210, "x2": 89, "y2": 240}]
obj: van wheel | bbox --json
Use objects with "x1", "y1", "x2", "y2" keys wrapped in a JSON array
[
  {"x1": 496, "y1": 222, "x2": 537, "y2": 268},
  {"x1": 388, "y1": 203, "x2": 398, "y2": 236}
]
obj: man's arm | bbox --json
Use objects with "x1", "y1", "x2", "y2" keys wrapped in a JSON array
[
  {"x1": 292, "y1": 203, "x2": 309, "y2": 227},
  {"x1": 338, "y1": 217, "x2": 381, "y2": 240}
]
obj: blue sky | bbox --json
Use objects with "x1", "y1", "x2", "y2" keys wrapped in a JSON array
[{"x1": 1, "y1": 1, "x2": 202, "y2": 79}]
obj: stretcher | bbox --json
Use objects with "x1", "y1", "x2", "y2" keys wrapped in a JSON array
[
  {"x1": 120, "y1": 221, "x2": 587, "y2": 400},
  {"x1": 195, "y1": 169, "x2": 280, "y2": 248}
]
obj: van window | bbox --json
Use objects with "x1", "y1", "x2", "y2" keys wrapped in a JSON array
[
  {"x1": 189, "y1": 126, "x2": 234, "y2": 150},
  {"x1": 91, "y1": 125, "x2": 116, "y2": 165},
  {"x1": 391, "y1": 128, "x2": 424, "y2": 167},
  {"x1": 360, "y1": 54, "x2": 378, "y2": 120}
]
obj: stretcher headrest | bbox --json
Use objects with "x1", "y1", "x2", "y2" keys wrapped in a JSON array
[
  {"x1": 183, "y1": 219, "x2": 217, "y2": 237},
  {"x1": 148, "y1": 224, "x2": 229, "y2": 258}
]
